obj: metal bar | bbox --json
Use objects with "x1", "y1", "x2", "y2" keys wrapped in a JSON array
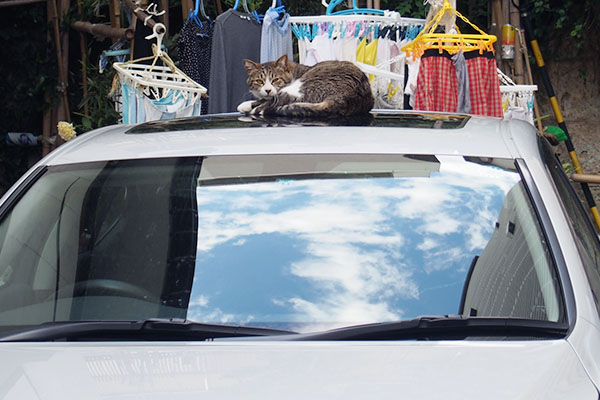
[{"x1": 519, "y1": 0, "x2": 600, "y2": 231}]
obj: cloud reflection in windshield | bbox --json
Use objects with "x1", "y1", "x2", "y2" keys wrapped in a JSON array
[{"x1": 188, "y1": 156, "x2": 520, "y2": 332}]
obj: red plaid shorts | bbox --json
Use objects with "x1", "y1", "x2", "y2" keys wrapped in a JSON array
[
  {"x1": 465, "y1": 51, "x2": 503, "y2": 118},
  {"x1": 414, "y1": 50, "x2": 458, "y2": 113},
  {"x1": 414, "y1": 49, "x2": 503, "y2": 118}
]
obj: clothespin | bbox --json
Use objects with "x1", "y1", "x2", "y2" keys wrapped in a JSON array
[
  {"x1": 387, "y1": 82, "x2": 399, "y2": 99},
  {"x1": 354, "y1": 22, "x2": 361, "y2": 38},
  {"x1": 319, "y1": 22, "x2": 326, "y2": 35}
]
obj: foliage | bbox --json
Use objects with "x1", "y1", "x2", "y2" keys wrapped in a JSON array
[
  {"x1": 529, "y1": 0, "x2": 599, "y2": 53},
  {"x1": 0, "y1": 3, "x2": 55, "y2": 194},
  {"x1": 74, "y1": 57, "x2": 120, "y2": 133}
]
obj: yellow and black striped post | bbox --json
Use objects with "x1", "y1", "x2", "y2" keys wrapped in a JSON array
[{"x1": 519, "y1": 0, "x2": 600, "y2": 231}]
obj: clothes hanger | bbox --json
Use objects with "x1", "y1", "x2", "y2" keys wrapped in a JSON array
[
  {"x1": 197, "y1": 0, "x2": 212, "y2": 25},
  {"x1": 327, "y1": 0, "x2": 385, "y2": 16},
  {"x1": 187, "y1": 0, "x2": 203, "y2": 27},
  {"x1": 113, "y1": 23, "x2": 207, "y2": 104},
  {"x1": 401, "y1": 0, "x2": 496, "y2": 59},
  {"x1": 233, "y1": 0, "x2": 262, "y2": 23}
]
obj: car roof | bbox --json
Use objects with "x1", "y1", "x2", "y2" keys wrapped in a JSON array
[{"x1": 43, "y1": 111, "x2": 540, "y2": 166}]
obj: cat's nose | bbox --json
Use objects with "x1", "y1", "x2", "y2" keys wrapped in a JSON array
[{"x1": 265, "y1": 89, "x2": 272, "y2": 94}]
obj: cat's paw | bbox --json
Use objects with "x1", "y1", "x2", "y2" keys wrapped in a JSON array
[
  {"x1": 237, "y1": 101, "x2": 255, "y2": 114},
  {"x1": 250, "y1": 104, "x2": 265, "y2": 115}
]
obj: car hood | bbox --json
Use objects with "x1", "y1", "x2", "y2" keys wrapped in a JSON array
[{"x1": 0, "y1": 340, "x2": 596, "y2": 399}]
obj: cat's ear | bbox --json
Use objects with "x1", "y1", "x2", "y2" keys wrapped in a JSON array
[
  {"x1": 243, "y1": 59, "x2": 260, "y2": 74},
  {"x1": 274, "y1": 55, "x2": 289, "y2": 69}
]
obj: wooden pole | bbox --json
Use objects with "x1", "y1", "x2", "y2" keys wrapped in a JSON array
[
  {"x1": 48, "y1": 0, "x2": 71, "y2": 123},
  {"x1": 215, "y1": 0, "x2": 222, "y2": 15},
  {"x1": 121, "y1": 0, "x2": 165, "y2": 32},
  {"x1": 71, "y1": 21, "x2": 135, "y2": 39},
  {"x1": 491, "y1": 0, "x2": 503, "y2": 64},
  {"x1": 518, "y1": 27, "x2": 544, "y2": 133},
  {"x1": 160, "y1": 0, "x2": 169, "y2": 35},
  {"x1": 60, "y1": 0, "x2": 71, "y2": 123},
  {"x1": 42, "y1": 101, "x2": 52, "y2": 156},
  {"x1": 509, "y1": 0, "x2": 524, "y2": 83},
  {"x1": 0, "y1": 0, "x2": 45, "y2": 7},
  {"x1": 572, "y1": 174, "x2": 600, "y2": 185},
  {"x1": 182, "y1": 0, "x2": 193, "y2": 21},
  {"x1": 75, "y1": 0, "x2": 88, "y2": 117}
]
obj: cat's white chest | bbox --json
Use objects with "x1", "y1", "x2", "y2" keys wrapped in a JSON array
[{"x1": 280, "y1": 80, "x2": 304, "y2": 99}]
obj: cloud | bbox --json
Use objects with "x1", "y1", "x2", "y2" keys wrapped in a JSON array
[{"x1": 191, "y1": 156, "x2": 521, "y2": 330}]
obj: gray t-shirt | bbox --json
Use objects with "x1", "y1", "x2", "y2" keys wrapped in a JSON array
[{"x1": 208, "y1": 9, "x2": 262, "y2": 114}]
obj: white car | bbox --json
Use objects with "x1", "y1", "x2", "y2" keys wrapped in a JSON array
[{"x1": 0, "y1": 111, "x2": 599, "y2": 399}]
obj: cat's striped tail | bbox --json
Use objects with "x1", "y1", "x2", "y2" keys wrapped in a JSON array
[{"x1": 267, "y1": 100, "x2": 337, "y2": 117}]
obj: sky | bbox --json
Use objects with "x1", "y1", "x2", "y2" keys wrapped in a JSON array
[{"x1": 187, "y1": 155, "x2": 520, "y2": 332}]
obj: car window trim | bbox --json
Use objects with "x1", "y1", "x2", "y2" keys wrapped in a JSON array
[
  {"x1": 515, "y1": 158, "x2": 576, "y2": 333},
  {"x1": 0, "y1": 166, "x2": 47, "y2": 220}
]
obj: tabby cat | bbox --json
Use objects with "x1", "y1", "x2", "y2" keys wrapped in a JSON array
[{"x1": 237, "y1": 55, "x2": 374, "y2": 117}]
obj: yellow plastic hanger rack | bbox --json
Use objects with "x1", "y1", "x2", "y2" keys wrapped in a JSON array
[{"x1": 401, "y1": 0, "x2": 497, "y2": 60}]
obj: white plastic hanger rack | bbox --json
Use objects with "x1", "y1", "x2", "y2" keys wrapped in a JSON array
[
  {"x1": 289, "y1": 12, "x2": 424, "y2": 25},
  {"x1": 113, "y1": 23, "x2": 207, "y2": 104}
]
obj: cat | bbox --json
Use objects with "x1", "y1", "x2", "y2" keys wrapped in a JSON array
[{"x1": 237, "y1": 55, "x2": 374, "y2": 117}]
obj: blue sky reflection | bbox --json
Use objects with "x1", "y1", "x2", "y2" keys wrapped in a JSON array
[{"x1": 188, "y1": 156, "x2": 520, "y2": 332}]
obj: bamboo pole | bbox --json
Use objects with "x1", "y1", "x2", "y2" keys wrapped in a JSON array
[
  {"x1": 182, "y1": 0, "x2": 193, "y2": 21},
  {"x1": 42, "y1": 102, "x2": 52, "y2": 156},
  {"x1": 60, "y1": 0, "x2": 71, "y2": 125},
  {"x1": 509, "y1": 0, "x2": 524, "y2": 83},
  {"x1": 571, "y1": 174, "x2": 600, "y2": 184},
  {"x1": 0, "y1": 0, "x2": 45, "y2": 7},
  {"x1": 160, "y1": 0, "x2": 169, "y2": 35},
  {"x1": 121, "y1": 0, "x2": 165, "y2": 32},
  {"x1": 71, "y1": 21, "x2": 135, "y2": 40},
  {"x1": 491, "y1": 0, "x2": 503, "y2": 65},
  {"x1": 75, "y1": 0, "x2": 88, "y2": 117},
  {"x1": 518, "y1": 28, "x2": 543, "y2": 133},
  {"x1": 48, "y1": 0, "x2": 71, "y2": 123}
]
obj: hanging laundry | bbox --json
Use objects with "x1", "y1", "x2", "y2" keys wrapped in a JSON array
[
  {"x1": 288, "y1": 14, "x2": 425, "y2": 110},
  {"x1": 178, "y1": 18, "x2": 213, "y2": 115},
  {"x1": 260, "y1": 7, "x2": 293, "y2": 63},
  {"x1": 414, "y1": 49, "x2": 458, "y2": 113},
  {"x1": 452, "y1": 50, "x2": 471, "y2": 114},
  {"x1": 114, "y1": 23, "x2": 206, "y2": 124},
  {"x1": 208, "y1": 9, "x2": 262, "y2": 114},
  {"x1": 464, "y1": 51, "x2": 503, "y2": 118}
]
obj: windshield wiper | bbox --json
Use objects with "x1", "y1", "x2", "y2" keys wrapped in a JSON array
[
  {"x1": 292, "y1": 315, "x2": 569, "y2": 341},
  {"x1": 0, "y1": 319, "x2": 298, "y2": 342}
]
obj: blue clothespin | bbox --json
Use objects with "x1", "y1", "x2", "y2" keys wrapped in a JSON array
[
  {"x1": 328, "y1": 22, "x2": 335, "y2": 38},
  {"x1": 353, "y1": 22, "x2": 361, "y2": 38},
  {"x1": 311, "y1": 23, "x2": 319, "y2": 40}
]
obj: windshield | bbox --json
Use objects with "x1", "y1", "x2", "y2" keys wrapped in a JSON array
[{"x1": 0, "y1": 154, "x2": 564, "y2": 335}]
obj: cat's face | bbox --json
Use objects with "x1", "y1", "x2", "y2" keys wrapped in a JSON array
[{"x1": 243, "y1": 56, "x2": 293, "y2": 99}]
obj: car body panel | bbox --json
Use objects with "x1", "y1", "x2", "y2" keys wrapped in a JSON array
[
  {"x1": 0, "y1": 340, "x2": 597, "y2": 399},
  {"x1": 2, "y1": 112, "x2": 600, "y2": 398},
  {"x1": 43, "y1": 116, "x2": 512, "y2": 166}
]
